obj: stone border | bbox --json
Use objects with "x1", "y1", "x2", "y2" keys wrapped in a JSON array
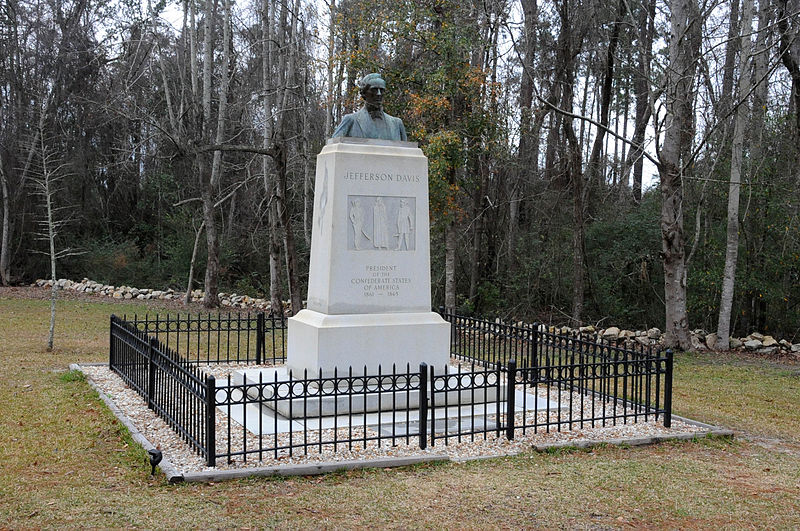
[
  {"x1": 181, "y1": 455, "x2": 450, "y2": 483},
  {"x1": 72, "y1": 363, "x2": 733, "y2": 484},
  {"x1": 449, "y1": 416, "x2": 734, "y2": 462}
]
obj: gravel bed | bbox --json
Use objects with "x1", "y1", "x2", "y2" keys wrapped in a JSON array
[{"x1": 80, "y1": 363, "x2": 708, "y2": 475}]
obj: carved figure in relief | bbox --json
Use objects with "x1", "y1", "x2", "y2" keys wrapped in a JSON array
[
  {"x1": 349, "y1": 199, "x2": 369, "y2": 250},
  {"x1": 372, "y1": 197, "x2": 390, "y2": 249},
  {"x1": 331, "y1": 73, "x2": 408, "y2": 141},
  {"x1": 395, "y1": 199, "x2": 414, "y2": 251}
]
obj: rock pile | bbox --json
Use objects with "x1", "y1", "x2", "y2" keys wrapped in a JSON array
[
  {"x1": 533, "y1": 322, "x2": 799, "y2": 357},
  {"x1": 33, "y1": 277, "x2": 800, "y2": 357},
  {"x1": 33, "y1": 278, "x2": 281, "y2": 312},
  {"x1": 464, "y1": 317, "x2": 800, "y2": 358}
]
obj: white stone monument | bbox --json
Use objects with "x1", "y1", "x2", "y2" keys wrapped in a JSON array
[{"x1": 287, "y1": 137, "x2": 451, "y2": 376}]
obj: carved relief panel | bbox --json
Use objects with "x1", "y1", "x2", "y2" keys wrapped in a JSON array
[{"x1": 347, "y1": 195, "x2": 416, "y2": 251}]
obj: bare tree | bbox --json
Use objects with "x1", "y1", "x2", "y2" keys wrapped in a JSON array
[{"x1": 30, "y1": 106, "x2": 81, "y2": 350}]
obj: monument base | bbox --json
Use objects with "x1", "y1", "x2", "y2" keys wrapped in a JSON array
[
  {"x1": 287, "y1": 309, "x2": 450, "y2": 376},
  {"x1": 232, "y1": 365, "x2": 506, "y2": 419}
]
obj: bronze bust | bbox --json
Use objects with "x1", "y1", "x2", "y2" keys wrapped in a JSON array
[{"x1": 332, "y1": 73, "x2": 408, "y2": 141}]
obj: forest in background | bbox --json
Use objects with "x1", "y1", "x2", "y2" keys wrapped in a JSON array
[{"x1": 1, "y1": 0, "x2": 799, "y2": 349}]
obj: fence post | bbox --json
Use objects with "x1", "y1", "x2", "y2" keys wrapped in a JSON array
[
  {"x1": 530, "y1": 323, "x2": 539, "y2": 383},
  {"x1": 506, "y1": 358, "x2": 517, "y2": 440},
  {"x1": 664, "y1": 349, "x2": 673, "y2": 428},
  {"x1": 205, "y1": 374, "x2": 216, "y2": 467},
  {"x1": 419, "y1": 362, "x2": 428, "y2": 450},
  {"x1": 256, "y1": 312, "x2": 265, "y2": 364},
  {"x1": 109, "y1": 315, "x2": 115, "y2": 369},
  {"x1": 147, "y1": 337, "x2": 157, "y2": 410}
]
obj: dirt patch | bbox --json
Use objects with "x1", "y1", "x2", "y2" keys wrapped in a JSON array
[
  {"x1": 745, "y1": 434, "x2": 800, "y2": 458},
  {"x1": 730, "y1": 348, "x2": 800, "y2": 366}
]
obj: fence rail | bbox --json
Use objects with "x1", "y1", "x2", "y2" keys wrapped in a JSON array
[{"x1": 109, "y1": 311, "x2": 673, "y2": 467}]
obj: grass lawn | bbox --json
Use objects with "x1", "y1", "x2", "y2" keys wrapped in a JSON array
[{"x1": 1, "y1": 292, "x2": 799, "y2": 528}]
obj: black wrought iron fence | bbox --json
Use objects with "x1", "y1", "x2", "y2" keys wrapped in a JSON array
[
  {"x1": 441, "y1": 310, "x2": 674, "y2": 432},
  {"x1": 108, "y1": 311, "x2": 673, "y2": 467},
  {"x1": 125, "y1": 312, "x2": 286, "y2": 364},
  {"x1": 110, "y1": 316, "x2": 215, "y2": 462},
  {"x1": 213, "y1": 364, "x2": 426, "y2": 464}
]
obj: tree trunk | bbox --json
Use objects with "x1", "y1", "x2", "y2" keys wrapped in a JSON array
[
  {"x1": 468, "y1": 158, "x2": 485, "y2": 304},
  {"x1": 2, "y1": 112, "x2": 45, "y2": 286},
  {"x1": 184, "y1": 221, "x2": 205, "y2": 306},
  {"x1": 325, "y1": 0, "x2": 336, "y2": 136},
  {"x1": 268, "y1": 201, "x2": 283, "y2": 315},
  {"x1": 751, "y1": 0, "x2": 772, "y2": 149},
  {"x1": 626, "y1": 0, "x2": 656, "y2": 201},
  {"x1": 273, "y1": 0, "x2": 303, "y2": 316},
  {"x1": 202, "y1": 0, "x2": 230, "y2": 309},
  {"x1": 44, "y1": 149, "x2": 57, "y2": 352},
  {"x1": 201, "y1": 184, "x2": 220, "y2": 307},
  {"x1": 510, "y1": 0, "x2": 538, "y2": 272},
  {"x1": 717, "y1": 0, "x2": 755, "y2": 349},
  {"x1": 719, "y1": 0, "x2": 741, "y2": 120},
  {"x1": 276, "y1": 145, "x2": 303, "y2": 315},
  {"x1": 33, "y1": 120, "x2": 59, "y2": 351},
  {"x1": 553, "y1": 0, "x2": 586, "y2": 325},
  {"x1": 777, "y1": 0, "x2": 800, "y2": 135},
  {"x1": 261, "y1": 0, "x2": 283, "y2": 316},
  {"x1": 567, "y1": 120, "x2": 585, "y2": 326},
  {"x1": 586, "y1": 0, "x2": 624, "y2": 187},
  {"x1": 445, "y1": 217, "x2": 456, "y2": 310},
  {"x1": 0, "y1": 159, "x2": 10, "y2": 285},
  {"x1": 659, "y1": 0, "x2": 701, "y2": 350}
]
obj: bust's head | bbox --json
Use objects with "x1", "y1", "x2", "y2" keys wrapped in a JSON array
[{"x1": 358, "y1": 73, "x2": 386, "y2": 113}]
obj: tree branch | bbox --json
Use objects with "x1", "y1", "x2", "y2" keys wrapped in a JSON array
[
  {"x1": 195, "y1": 144, "x2": 278, "y2": 158},
  {"x1": 534, "y1": 91, "x2": 662, "y2": 168}
]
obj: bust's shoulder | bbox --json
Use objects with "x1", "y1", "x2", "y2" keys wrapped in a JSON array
[
  {"x1": 383, "y1": 111, "x2": 403, "y2": 124},
  {"x1": 332, "y1": 112, "x2": 359, "y2": 137},
  {"x1": 338, "y1": 112, "x2": 359, "y2": 125},
  {"x1": 383, "y1": 112, "x2": 408, "y2": 140}
]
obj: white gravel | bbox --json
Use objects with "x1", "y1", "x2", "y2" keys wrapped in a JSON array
[{"x1": 81, "y1": 362, "x2": 708, "y2": 475}]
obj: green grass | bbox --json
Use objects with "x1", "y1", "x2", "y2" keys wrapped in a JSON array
[
  {"x1": 1, "y1": 293, "x2": 799, "y2": 528},
  {"x1": 673, "y1": 350, "x2": 800, "y2": 441}
]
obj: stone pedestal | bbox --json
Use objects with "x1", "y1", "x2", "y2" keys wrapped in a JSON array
[{"x1": 287, "y1": 138, "x2": 450, "y2": 376}]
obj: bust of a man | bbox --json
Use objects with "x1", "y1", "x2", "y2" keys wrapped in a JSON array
[{"x1": 332, "y1": 73, "x2": 408, "y2": 141}]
